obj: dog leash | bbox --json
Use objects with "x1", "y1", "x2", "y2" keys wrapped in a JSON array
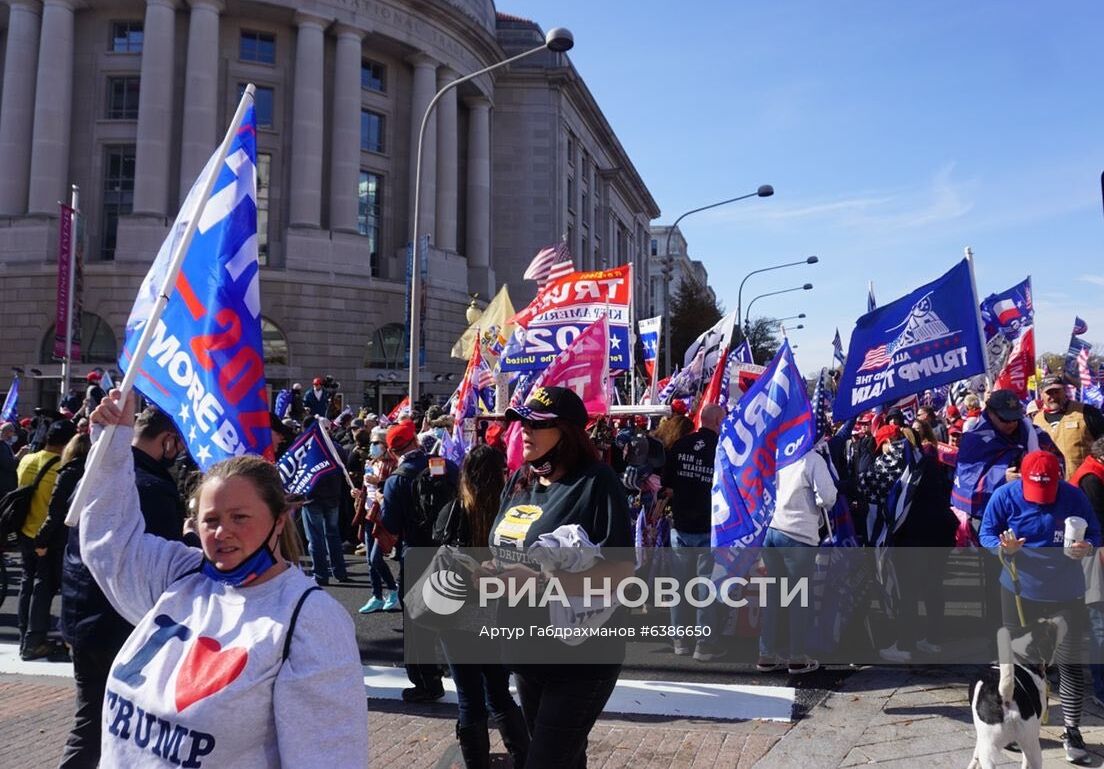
[{"x1": 997, "y1": 548, "x2": 1049, "y2": 724}]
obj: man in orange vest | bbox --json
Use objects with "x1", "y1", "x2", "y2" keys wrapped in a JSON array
[{"x1": 1033, "y1": 374, "x2": 1104, "y2": 479}]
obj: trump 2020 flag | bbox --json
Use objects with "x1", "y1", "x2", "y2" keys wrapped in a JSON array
[
  {"x1": 638, "y1": 316, "x2": 662, "y2": 381},
  {"x1": 277, "y1": 421, "x2": 340, "y2": 495},
  {"x1": 712, "y1": 339, "x2": 814, "y2": 548},
  {"x1": 833, "y1": 259, "x2": 985, "y2": 422},
  {"x1": 119, "y1": 101, "x2": 271, "y2": 469}
]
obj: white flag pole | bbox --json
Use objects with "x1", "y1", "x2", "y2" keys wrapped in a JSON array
[
  {"x1": 964, "y1": 246, "x2": 992, "y2": 392},
  {"x1": 316, "y1": 420, "x2": 356, "y2": 490},
  {"x1": 66, "y1": 85, "x2": 258, "y2": 527}
]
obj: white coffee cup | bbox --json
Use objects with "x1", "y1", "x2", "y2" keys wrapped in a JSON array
[{"x1": 1065, "y1": 516, "x2": 1088, "y2": 557}]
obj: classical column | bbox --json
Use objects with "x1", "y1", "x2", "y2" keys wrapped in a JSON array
[
  {"x1": 26, "y1": 0, "x2": 75, "y2": 216},
  {"x1": 434, "y1": 67, "x2": 457, "y2": 251},
  {"x1": 407, "y1": 54, "x2": 436, "y2": 241},
  {"x1": 0, "y1": 0, "x2": 42, "y2": 215},
  {"x1": 329, "y1": 23, "x2": 364, "y2": 233},
  {"x1": 288, "y1": 13, "x2": 327, "y2": 228},
  {"x1": 464, "y1": 96, "x2": 490, "y2": 271},
  {"x1": 133, "y1": 0, "x2": 177, "y2": 217},
  {"x1": 179, "y1": 0, "x2": 222, "y2": 202}
]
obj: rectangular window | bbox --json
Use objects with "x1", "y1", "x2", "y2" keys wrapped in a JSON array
[
  {"x1": 581, "y1": 190, "x2": 589, "y2": 225},
  {"x1": 256, "y1": 152, "x2": 271, "y2": 266},
  {"x1": 101, "y1": 145, "x2": 136, "y2": 260},
  {"x1": 360, "y1": 110, "x2": 385, "y2": 153},
  {"x1": 567, "y1": 132, "x2": 576, "y2": 167},
  {"x1": 361, "y1": 59, "x2": 386, "y2": 92},
  {"x1": 567, "y1": 174, "x2": 576, "y2": 212},
  {"x1": 110, "y1": 21, "x2": 143, "y2": 53},
  {"x1": 239, "y1": 30, "x2": 275, "y2": 64},
  {"x1": 358, "y1": 171, "x2": 382, "y2": 277},
  {"x1": 240, "y1": 84, "x2": 274, "y2": 128},
  {"x1": 106, "y1": 76, "x2": 140, "y2": 120},
  {"x1": 650, "y1": 238, "x2": 658, "y2": 256}
]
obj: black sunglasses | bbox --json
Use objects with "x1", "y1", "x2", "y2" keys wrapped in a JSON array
[{"x1": 520, "y1": 418, "x2": 559, "y2": 431}]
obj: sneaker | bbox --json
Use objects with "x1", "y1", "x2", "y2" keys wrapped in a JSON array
[
  {"x1": 355, "y1": 543, "x2": 367, "y2": 556},
  {"x1": 878, "y1": 643, "x2": 913, "y2": 664},
  {"x1": 787, "y1": 659, "x2": 820, "y2": 675},
  {"x1": 1063, "y1": 727, "x2": 1089, "y2": 764},
  {"x1": 382, "y1": 592, "x2": 400, "y2": 612},
  {"x1": 672, "y1": 639, "x2": 693, "y2": 656},
  {"x1": 916, "y1": 639, "x2": 942, "y2": 655},
  {"x1": 20, "y1": 640, "x2": 70, "y2": 662},
  {"x1": 401, "y1": 686, "x2": 445, "y2": 703},
  {"x1": 358, "y1": 597, "x2": 386, "y2": 614},
  {"x1": 756, "y1": 657, "x2": 785, "y2": 673},
  {"x1": 693, "y1": 644, "x2": 725, "y2": 662}
]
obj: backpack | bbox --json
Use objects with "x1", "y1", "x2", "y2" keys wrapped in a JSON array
[
  {"x1": 0, "y1": 455, "x2": 61, "y2": 540},
  {"x1": 394, "y1": 459, "x2": 458, "y2": 545}
]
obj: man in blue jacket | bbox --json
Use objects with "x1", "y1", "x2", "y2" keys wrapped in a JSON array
[{"x1": 980, "y1": 450, "x2": 1100, "y2": 764}]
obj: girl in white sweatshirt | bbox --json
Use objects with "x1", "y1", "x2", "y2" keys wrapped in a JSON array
[{"x1": 80, "y1": 391, "x2": 368, "y2": 768}]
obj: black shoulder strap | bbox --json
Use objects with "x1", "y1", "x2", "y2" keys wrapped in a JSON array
[
  {"x1": 282, "y1": 586, "x2": 322, "y2": 662},
  {"x1": 29, "y1": 455, "x2": 61, "y2": 491}
]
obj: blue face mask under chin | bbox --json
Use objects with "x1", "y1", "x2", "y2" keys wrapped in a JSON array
[{"x1": 201, "y1": 521, "x2": 280, "y2": 587}]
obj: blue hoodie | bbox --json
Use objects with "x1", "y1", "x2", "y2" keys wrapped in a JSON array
[{"x1": 979, "y1": 480, "x2": 1100, "y2": 602}]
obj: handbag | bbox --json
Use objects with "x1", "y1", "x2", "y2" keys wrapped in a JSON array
[
  {"x1": 405, "y1": 545, "x2": 484, "y2": 632},
  {"x1": 0, "y1": 455, "x2": 60, "y2": 540}
]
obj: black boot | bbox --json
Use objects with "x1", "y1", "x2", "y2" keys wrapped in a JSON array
[
  {"x1": 456, "y1": 720, "x2": 491, "y2": 769},
  {"x1": 493, "y1": 707, "x2": 530, "y2": 768}
]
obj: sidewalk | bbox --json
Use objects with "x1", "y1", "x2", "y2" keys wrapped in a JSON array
[
  {"x1": 0, "y1": 671, "x2": 790, "y2": 769},
  {"x1": 758, "y1": 665, "x2": 1104, "y2": 768}
]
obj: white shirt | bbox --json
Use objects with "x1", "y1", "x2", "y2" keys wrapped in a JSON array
[{"x1": 771, "y1": 451, "x2": 838, "y2": 546}]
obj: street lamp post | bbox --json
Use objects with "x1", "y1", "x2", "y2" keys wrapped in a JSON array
[
  {"x1": 744, "y1": 283, "x2": 814, "y2": 331},
  {"x1": 735, "y1": 256, "x2": 818, "y2": 343},
  {"x1": 662, "y1": 185, "x2": 773, "y2": 375},
  {"x1": 407, "y1": 27, "x2": 574, "y2": 407}
]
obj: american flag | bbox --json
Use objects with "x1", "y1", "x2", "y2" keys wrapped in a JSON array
[
  {"x1": 832, "y1": 328, "x2": 846, "y2": 366},
  {"x1": 812, "y1": 368, "x2": 833, "y2": 439},
  {"x1": 1073, "y1": 316, "x2": 1089, "y2": 336},
  {"x1": 858, "y1": 344, "x2": 893, "y2": 371},
  {"x1": 523, "y1": 241, "x2": 574, "y2": 288}
]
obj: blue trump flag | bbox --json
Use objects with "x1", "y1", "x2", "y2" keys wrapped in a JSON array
[
  {"x1": 120, "y1": 102, "x2": 272, "y2": 470},
  {"x1": 274, "y1": 389, "x2": 292, "y2": 420},
  {"x1": 277, "y1": 421, "x2": 341, "y2": 495},
  {"x1": 1, "y1": 375, "x2": 17, "y2": 422},
  {"x1": 733, "y1": 338, "x2": 754, "y2": 365},
  {"x1": 712, "y1": 339, "x2": 815, "y2": 549},
  {"x1": 833, "y1": 259, "x2": 985, "y2": 422}
]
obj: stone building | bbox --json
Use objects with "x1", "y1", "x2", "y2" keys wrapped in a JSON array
[
  {"x1": 0, "y1": 0, "x2": 658, "y2": 414},
  {"x1": 647, "y1": 224, "x2": 715, "y2": 320}
]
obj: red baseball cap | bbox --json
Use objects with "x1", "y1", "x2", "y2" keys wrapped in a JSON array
[
  {"x1": 312, "y1": 377, "x2": 323, "y2": 386},
  {"x1": 874, "y1": 424, "x2": 901, "y2": 450},
  {"x1": 386, "y1": 420, "x2": 417, "y2": 451},
  {"x1": 86, "y1": 371, "x2": 101, "y2": 382},
  {"x1": 1021, "y1": 450, "x2": 1060, "y2": 505},
  {"x1": 19, "y1": 417, "x2": 32, "y2": 428}
]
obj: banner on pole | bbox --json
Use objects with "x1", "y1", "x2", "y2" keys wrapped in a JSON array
[
  {"x1": 53, "y1": 204, "x2": 83, "y2": 361},
  {"x1": 979, "y1": 277, "x2": 1034, "y2": 399},
  {"x1": 277, "y1": 421, "x2": 341, "y2": 495}
]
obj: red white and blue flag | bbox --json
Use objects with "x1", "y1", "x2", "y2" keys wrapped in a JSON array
[
  {"x1": 119, "y1": 101, "x2": 271, "y2": 469},
  {"x1": 638, "y1": 316, "x2": 662, "y2": 381},
  {"x1": 523, "y1": 241, "x2": 574, "y2": 289},
  {"x1": 451, "y1": 336, "x2": 495, "y2": 422},
  {"x1": 979, "y1": 277, "x2": 1034, "y2": 398},
  {"x1": 277, "y1": 421, "x2": 341, "y2": 495},
  {"x1": 1074, "y1": 316, "x2": 1089, "y2": 336}
]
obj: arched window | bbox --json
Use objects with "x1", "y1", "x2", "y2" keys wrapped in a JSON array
[
  {"x1": 365, "y1": 323, "x2": 408, "y2": 369},
  {"x1": 39, "y1": 311, "x2": 118, "y2": 364},
  {"x1": 261, "y1": 317, "x2": 289, "y2": 365}
]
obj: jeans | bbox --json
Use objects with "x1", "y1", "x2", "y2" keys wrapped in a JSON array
[
  {"x1": 892, "y1": 546, "x2": 950, "y2": 650},
  {"x1": 515, "y1": 666, "x2": 620, "y2": 769},
  {"x1": 441, "y1": 632, "x2": 518, "y2": 727},
  {"x1": 302, "y1": 503, "x2": 347, "y2": 581},
  {"x1": 58, "y1": 639, "x2": 125, "y2": 768},
  {"x1": 365, "y1": 534, "x2": 396, "y2": 600},
  {"x1": 668, "y1": 529, "x2": 718, "y2": 643},
  {"x1": 1088, "y1": 602, "x2": 1104, "y2": 701},
  {"x1": 758, "y1": 528, "x2": 817, "y2": 661},
  {"x1": 17, "y1": 533, "x2": 60, "y2": 648}
]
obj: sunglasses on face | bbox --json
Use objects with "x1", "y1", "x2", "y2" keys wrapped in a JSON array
[{"x1": 520, "y1": 418, "x2": 559, "y2": 431}]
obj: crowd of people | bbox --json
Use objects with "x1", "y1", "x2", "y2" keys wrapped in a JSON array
[{"x1": 6, "y1": 366, "x2": 1104, "y2": 767}]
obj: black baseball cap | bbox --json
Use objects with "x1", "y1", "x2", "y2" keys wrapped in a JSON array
[
  {"x1": 505, "y1": 386, "x2": 589, "y2": 428},
  {"x1": 46, "y1": 419, "x2": 77, "y2": 446},
  {"x1": 986, "y1": 389, "x2": 1023, "y2": 422},
  {"x1": 1039, "y1": 374, "x2": 1066, "y2": 393}
]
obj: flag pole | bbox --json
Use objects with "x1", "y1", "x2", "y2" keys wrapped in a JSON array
[
  {"x1": 316, "y1": 420, "x2": 356, "y2": 490},
  {"x1": 964, "y1": 246, "x2": 991, "y2": 392},
  {"x1": 66, "y1": 85, "x2": 257, "y2": 527}
]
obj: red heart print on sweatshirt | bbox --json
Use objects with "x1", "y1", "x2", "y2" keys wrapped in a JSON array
[{"x1": 175, "y1": 636, "x2": 249, "y2": 712}]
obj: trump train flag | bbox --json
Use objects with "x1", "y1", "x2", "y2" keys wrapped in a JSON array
[
  {"x1": 119, "y1": 99, "x2": 272, "y2": 470},
  {"x1": 833, "y1": 259, "x2": 985, "y2": 422},
  {"x1": 712, "y1": 339, "x2": 814, "y2": 549}
]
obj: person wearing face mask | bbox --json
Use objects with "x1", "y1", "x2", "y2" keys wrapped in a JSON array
[
  {"x1": 357, "y1": 427, "x2": 399, "y2": 613},
  {"x1": 56, "y1": 406, "x2": 187, "y2": 768},
  {"x1": 75, "y1": 390, "x2": 368, "y2": 768}
]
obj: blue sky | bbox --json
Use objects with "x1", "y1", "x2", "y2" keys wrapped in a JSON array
[{"x1": 510, "y1": 1, "x2": 1104, "y2": 370}]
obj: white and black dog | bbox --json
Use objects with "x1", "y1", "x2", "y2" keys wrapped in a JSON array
[{"x1": 967, "y1": 617, "x2": 1067, "y2": 769}]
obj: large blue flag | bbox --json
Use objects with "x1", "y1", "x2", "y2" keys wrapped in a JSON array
[
  {"x1": 119, "y1": 102, "x2": 271, "y2": 470},
  {"x1": 733, "y1": 338, "x2": 754, "y2": 365},
  {"x1": 833, "y1": 259, "x2": 985, "y2": 422},
  {"x1": 712, "y1": 339, "x2": 815, "y2": 548},
  {"x1": 1, "y1": 375, "x2": 17, "y2": 422},
  {"x1": 277, "y1": 421, "x2": 341, "y2": 495}
]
